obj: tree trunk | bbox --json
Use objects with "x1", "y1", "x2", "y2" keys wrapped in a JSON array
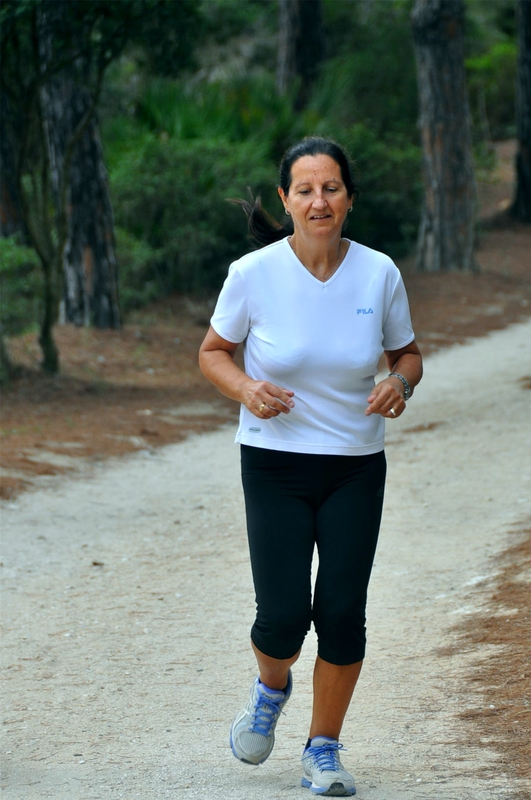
[
  {"x1": 411, "y1": 0, "x2": 477, "y2": 272},
  {"x1": 0, "y1": 329, "x2": 14, "y2": 384},
  {"x1": 41, "y1": 1, "x2": 120, "y2": 329},
  {"x1": 277, "y1": 0, "x2": 325, "y2": 111},
  {"x1": 61, "y1": 88, "x2": 120, "y2": 328},
  {"x1": 38, "y1": 269, "x2": 60, "y2": 374},
  {"x1": 511, "y1": 0, "x2": 531, "y2": 222}
]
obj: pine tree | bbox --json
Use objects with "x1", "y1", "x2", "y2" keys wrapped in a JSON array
[{"x1": 411, "y1": 0, "x2": 477, "y2": 271}]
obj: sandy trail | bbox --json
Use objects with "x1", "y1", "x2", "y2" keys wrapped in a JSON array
[{"x1": 1, "y1": 320, "x2": 530, "y2": 800}]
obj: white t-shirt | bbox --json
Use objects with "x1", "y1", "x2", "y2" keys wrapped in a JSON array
[{"x1": 210, "y1": 237, "x2": 415, "y2": 455}]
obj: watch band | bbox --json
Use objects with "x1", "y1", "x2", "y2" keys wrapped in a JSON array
[{"x1": 389, "y1": 371, "x2": 412, "y2": 400}]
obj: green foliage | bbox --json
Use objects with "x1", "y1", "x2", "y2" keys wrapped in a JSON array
[
  {"x1": 96, "y1": 0, "x2": 516, "y2": 306},
  {"x1": 341, "y1": 125, "x2": 422, "y2": 258},
  {"x1": 0, "y1": 236, "x2": 42, "y2": 337},
  {"x1": 114, "y1": 228, "x2": 161, "y2": 313},
  {"x1": 102, "y1": 51, "x2": 423, "y2": 299},
  {"x1": 319, "y1": 0, "x2": 418, "y2": 136},
  {"x1": 3, "y1": 0, "x2": 521, "y2": 327},
  {"x1": 464, "y1": 0, "x2": 517, "y2": 142},
  {"x1": 466, "y1": 42, "x2": 517, "y2": 140},
  {"x1": 129, "y1": 0, "x2": 205, "y2": 77},
  {"x1": 193, "y1": 0, "x2": 277, "y2": 78},
  {"x1": 104, "y1": 72, "x2": 302, "y2": 297},
  {"x1": 200, "y1": 0, "x2": 276, "y2": 43},
  {"x1": 465, "y1": 0, "x2": 517, "y2": 53},
  {"x1": 134, "y1": 74, "x2": 300, "y2": 155},
  {"x1": 110, "y1": 134, "x2": 277, "y2": 294},
  {"x1": 1, "y1": 0, "x2": 208, "y2": 372}
]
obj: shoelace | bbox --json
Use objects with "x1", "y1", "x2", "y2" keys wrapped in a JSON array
[
  {"x1": 308, "y1": 741, "x2": 345, "y2": 772},
  {"x1": 249, "y1": 693, "x2": 283, "y2": 736}
]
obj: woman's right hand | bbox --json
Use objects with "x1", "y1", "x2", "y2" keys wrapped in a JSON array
[
  {"x1": 199, "y1": 327, "x2": 295, "y2": 417},
  {"x1": 242, "y1": 379, "x2": 295, "y2": 418}
]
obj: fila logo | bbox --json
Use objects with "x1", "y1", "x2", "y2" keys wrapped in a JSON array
[{"x1": 357, "y1": 308, "x2": 374, "y2": 315}]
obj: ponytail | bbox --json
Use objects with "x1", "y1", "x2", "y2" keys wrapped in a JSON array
[{"x1": 229, "y1": 195, "x2": 293, "y2": 246}]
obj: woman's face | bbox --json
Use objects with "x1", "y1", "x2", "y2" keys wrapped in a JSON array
[{"x1": 278, "y1": 154, "x2": 353, "y2": 242}]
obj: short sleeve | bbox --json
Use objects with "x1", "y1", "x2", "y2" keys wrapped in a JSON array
[
  {"x1": 382, "y1": 270, "x2": 415, "y2": 350},
  {"x1": 210, "y1": 267, "x2": 251, "y2": 344}
]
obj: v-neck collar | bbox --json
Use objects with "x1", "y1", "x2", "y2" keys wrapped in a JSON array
[{"x1": 284, "y1": 237, "x2": 352, "y2": 287}]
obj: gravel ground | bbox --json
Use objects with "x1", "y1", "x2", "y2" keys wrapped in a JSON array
[{"x1": 1, "y1": 320, "x2": 530, "y2": 800}]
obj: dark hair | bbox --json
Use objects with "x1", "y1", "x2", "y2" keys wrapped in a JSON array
[{"x1": 232, "y1": 137, "x2": 359, "y2": 246}]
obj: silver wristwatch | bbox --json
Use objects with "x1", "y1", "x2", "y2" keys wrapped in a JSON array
[{"x1": 389, "y1": 372, "x2": 412, "y2": 400}]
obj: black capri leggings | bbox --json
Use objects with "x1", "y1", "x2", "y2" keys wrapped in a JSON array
[{"x1": 240, "y1": 445, "x2": 387, "y2": 666}]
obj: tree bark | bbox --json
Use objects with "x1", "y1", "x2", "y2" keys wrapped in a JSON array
[
  {"x1": 41, "y1": 1, "x2": 120, "y2": 329},
  {"x1": 411, "y1": 0, "x2": 477, "y2": 272},
  {"x1": 59, "y1": 84, "x2": 120, "y2": 328},
  {"x1": 277, "y1": 0, "x2": 325, "y2": 111},
  {"x1": 511, "y1": 0, "x2": 531, "y2": 222}
]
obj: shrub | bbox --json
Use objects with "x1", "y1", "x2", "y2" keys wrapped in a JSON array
[
  {"x1": 466, "y1": 42, "x2": 517, "y2": 140},
  {"x1": 105, "y1": 66, "x2": 422, "y2": 302},
  {"x1": 347, "y1": 127, "x2": 421, "y2": 259},
  {"x1": 114, "y1": 227, "x2": 161, "y2": 314},
  {"x1": 0, "y1": 236, "x2": 42, "y2": 381},
  {"x1": 110, "y1": 135, "x2": 277, "y2": 294},
  {"x1": 318, "y1": 2, "x2": 419, "y2": 138},
  {"x1": 0, "y1": 236, "x2": 42, "y2": 337},
  {"x1": 135, "y1": 74, "x2": 297, "y2": 146}
]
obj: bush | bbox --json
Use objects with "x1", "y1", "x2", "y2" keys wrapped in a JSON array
[
  {"x1": 466, "y1": 41, "x2": 517, "y2": 140},
  {"x1": 110, "y1": 135, "x2": 277, "y2": 294},
  {"x1": 0, "y1": 236, "x2": 42, "y2": 381},
  {"x1": 104, "y1": 64, "x2": 422, "y2": 302},
  {"x1": 114, "y1": 227, "x2": 161, "y2": 314},
  {"x1": 318, "y1": 1, "x2": 418, "y2": 137},
  {"x1": 0, "y1": 236, "x2": 42, "y2": 337},
  {"x1": 346, "y1": 127, "x2": 421, "y2": 259}
]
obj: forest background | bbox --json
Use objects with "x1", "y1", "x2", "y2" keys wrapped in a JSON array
[{"x1": 0, "y1": 0, "x2": 526, "y2": 378}]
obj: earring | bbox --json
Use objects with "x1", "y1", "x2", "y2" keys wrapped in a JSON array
[
  {"x1": 348, "y1": 207, "x2": 353, "y2": 214},
  {"x1": 285, "y1": 209, "x2": 291, "y2": 215}
]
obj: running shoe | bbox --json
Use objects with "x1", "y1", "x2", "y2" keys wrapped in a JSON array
[
  {"x1": 229, "y1": 671, "x2": 292, "y2": 765},
  {"x1": 301, "y1": 736, "x2": 356, "y2": 796}
]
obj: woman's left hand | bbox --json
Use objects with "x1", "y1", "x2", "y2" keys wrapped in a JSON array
[{"x1": 365, "y1": 377, "x2": 405, "y2": 419}]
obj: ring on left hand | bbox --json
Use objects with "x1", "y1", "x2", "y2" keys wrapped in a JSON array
[
  {"x1": 259, "y1": 403, "x2": 266, "y2": 412},
  {"x1": 389, "y1": 407, "x2": 396, "y2": 417}
]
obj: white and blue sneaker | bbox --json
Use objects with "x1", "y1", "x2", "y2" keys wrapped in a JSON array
[
  {"x1": 301, "y1": 736, "x2": 356, "y2": 796},
  {"x1": 230, "y1": 671, "x2": 292, "y2": 765}
]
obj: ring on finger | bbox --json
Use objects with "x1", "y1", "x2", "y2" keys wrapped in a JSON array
[
  {"x1": 389, "y1": 407, "x2": 396, "y2": 417},
  {"x1": 259, "y1": 403, "x2": 266, "y2": 412}
]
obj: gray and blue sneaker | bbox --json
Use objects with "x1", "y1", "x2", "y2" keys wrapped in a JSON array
[
  {"x1": 301, "y1": 736, "x2": 356, "y2": 796},
  {"x1": 230, "y1": 671, "x2": 293, "y2": 765}
]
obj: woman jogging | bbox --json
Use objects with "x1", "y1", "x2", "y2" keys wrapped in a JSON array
[{"x1": 199, "y1": 136, "x2": 423, "y2": 797}]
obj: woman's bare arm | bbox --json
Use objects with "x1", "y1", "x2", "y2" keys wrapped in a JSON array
[
  {"x1": 199, "y1": 327, "x2": 295, "y2": 418},
  {"x1": 365, "y1": 340, "x2": 423, "y2": 418}
]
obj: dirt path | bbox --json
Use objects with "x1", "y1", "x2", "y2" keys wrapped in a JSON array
[{"x1": 1, "y1": 320, "x2": 530, "y2": 800}]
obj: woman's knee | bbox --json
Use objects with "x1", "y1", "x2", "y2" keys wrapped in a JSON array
[
  {"x1": 313, "y1": 604, "x2": 367, "y2": 665},
  {"x1": 251, "y1": 605, "x2": 311, "y2": 660},
  {"x1": 316, "y1": 622, "x2": 367, "y2": 665}
]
